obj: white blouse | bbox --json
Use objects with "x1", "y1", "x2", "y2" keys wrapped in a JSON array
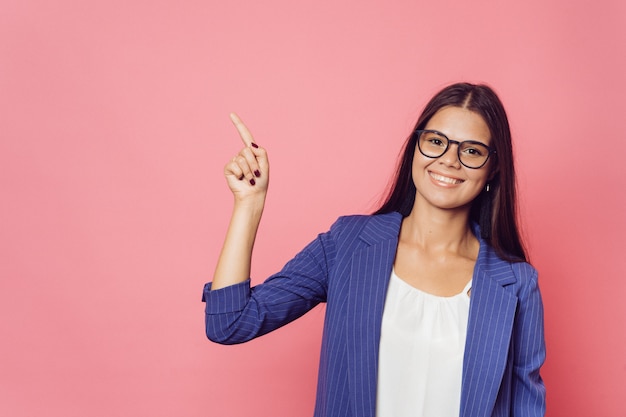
[{"x1": 376, "y1": 269, "x2": 472, "y2": 417}]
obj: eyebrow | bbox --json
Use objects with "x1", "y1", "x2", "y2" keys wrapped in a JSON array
[{"x1": 424, "y1": 129, "x2": 490, "y2": 146}]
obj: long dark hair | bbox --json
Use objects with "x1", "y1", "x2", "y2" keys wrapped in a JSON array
[{"x1": 374, "y1": 82, "x2": 527, "y2": 262}]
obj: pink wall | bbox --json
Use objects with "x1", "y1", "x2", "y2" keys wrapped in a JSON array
[{"x1": 1, "y1": 0, "x2": 625, "y2": 415}]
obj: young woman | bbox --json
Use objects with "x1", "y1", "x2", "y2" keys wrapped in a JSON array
[{"x1": 202, "y1": 83, "x2": 546, "y2": 417}]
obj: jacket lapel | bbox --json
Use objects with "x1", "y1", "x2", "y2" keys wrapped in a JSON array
[
  {"x1": 345, "y1": 213, "x2": 401, "y2": 417},
  {"x1": 460, "y1": 240, "x2": 518, "y2": 417}
]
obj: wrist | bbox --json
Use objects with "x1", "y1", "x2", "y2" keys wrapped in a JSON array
[{"x1": 232, "y1": 195, "x2": 266, "y2": 216}]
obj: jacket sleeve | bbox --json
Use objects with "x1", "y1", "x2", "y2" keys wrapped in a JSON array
[
  {"x1": 511, "y1": 265, "x2": 547, "y2": 416},
  {"x1": 202, "y1": 218, "x2": 342, "y2": 344}
]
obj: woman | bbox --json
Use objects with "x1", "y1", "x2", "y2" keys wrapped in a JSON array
[{"x1": 202, "y1": 83, "x2": 546, "y2": 417}]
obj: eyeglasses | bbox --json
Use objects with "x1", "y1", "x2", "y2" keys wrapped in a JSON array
[{"x1": 415, "y1": 129, "x2": 496, "y2": 169}]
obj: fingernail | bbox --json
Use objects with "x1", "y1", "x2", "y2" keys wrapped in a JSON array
[
  {"x1": 250, "y1": 179, "x2": 256, "y2": 186},
  {"x1": 238, "y1": 174, "x2": 244, "y2": 181},
  {"x1": 251, "y1": 142, "x2": 259, "y2": 148},
  {"x1": 254, "y1": 170, "x2": 261, "y2": 178}
]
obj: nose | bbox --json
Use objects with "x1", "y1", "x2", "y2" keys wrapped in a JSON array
[{"x1": 439, "y1": 140, "x2": 461, "y2": 167}]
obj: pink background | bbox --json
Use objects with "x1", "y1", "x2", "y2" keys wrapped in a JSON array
[{"x1": 1, "y1": 0, "x2": 625, "y2": 416}]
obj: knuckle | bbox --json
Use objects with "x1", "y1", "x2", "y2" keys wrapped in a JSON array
[{"x1": 240, "y1": 147, "x2": 254, "y2": 159}]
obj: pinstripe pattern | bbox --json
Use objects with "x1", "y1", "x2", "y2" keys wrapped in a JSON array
[{"x1": 203, "y1": 212, "x2": 546, "y2": 417}]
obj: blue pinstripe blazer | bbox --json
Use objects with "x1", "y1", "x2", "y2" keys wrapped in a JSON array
[{"x1": 203, "y1": 212, "x2": 546, "y2": 417}]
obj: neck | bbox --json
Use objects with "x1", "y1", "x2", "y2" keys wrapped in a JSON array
[{"x1": 400, "y1": 204, "x2": 475, "y2": 254}]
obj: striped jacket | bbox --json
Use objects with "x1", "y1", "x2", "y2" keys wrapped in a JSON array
[{"x1": 203, "y1": 212, "x2": 546, "y2": 417}]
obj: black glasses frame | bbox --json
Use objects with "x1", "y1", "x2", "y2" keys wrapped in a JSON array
[{"x1": 414, "y1": 129, "x2": 496, "y2": 169}]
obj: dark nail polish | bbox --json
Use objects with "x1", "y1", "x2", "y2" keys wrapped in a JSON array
[
  {"x1": 250, "y1": 179, "x2": 256, "y2": 186},
  {"x1": 238, "y1": 174, "x2": 244, "y2": 181},
  {"x1": 254, "y1": 170, "x2": 261, "y2": 178},
  {"x1": 251, "y1": 143, "x2": 259, "y2": 148}
]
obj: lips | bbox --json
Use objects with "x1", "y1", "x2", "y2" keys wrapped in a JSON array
[{"x1": 429, "y1": 171, "x2": 464, "y2": 185}]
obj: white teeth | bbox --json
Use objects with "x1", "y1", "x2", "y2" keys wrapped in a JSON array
[{"x1": 430, "y1": 172, "x2": 463, "y2": 184}]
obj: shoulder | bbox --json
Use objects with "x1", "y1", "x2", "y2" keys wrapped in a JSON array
[
  {"x1": 502, "y1": 258, "x2": 540, "y2": 297},
  {"x1": 332, "y1": 211, "x2": 402, "y2": 228},
  {"x1": 329, "y1": 212, "x2": 402, "y2": 241},
  {"x1": 478, "y1": 239, "x2": 539, "y2": 292},
  {"x1": 510, "y1": 261, "x2": 538, "y2": 283},
  {"x1": 508, "y1": 261, "x2": 540, "y2": 300}
]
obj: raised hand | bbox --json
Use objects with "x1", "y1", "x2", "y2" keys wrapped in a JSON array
[
  {"x1": 224, "y1": 113, "x2": 269, "y2": 203},
  {"x1": 211, "y1": 113, "x2": 269, "y2": 289}
]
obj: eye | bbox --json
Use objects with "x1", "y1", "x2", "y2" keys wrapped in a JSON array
[
  {"x1": 423, "y1": 132, "x2": 447, "y2": 147},
  {"x1": 460, "y1": 142, "x2": 488, "y2": 157},
  {"x1": 465, "y1": 147, "x2": 483, "y2": 156}
]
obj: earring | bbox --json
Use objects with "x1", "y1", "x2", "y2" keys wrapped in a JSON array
[{"x1": 485, "y1": 184, "x2": 490, "y2": 192}]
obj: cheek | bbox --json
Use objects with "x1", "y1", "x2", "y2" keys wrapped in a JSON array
[
  {"x1": 411, "y1": 157, "x2": 431, "y2": 185},
  {"x1": 411, "y1": 151, "x2": 431, "y2": 172},
  {"x1": 470, "y1": 172, "x2": 490, "y2": 186},
  {"x1": 472, "y1": 161, "x2": 495, "y2": 184},
  {"x1": 464, "y1": 168, "x2": 492, "y2": 193}
]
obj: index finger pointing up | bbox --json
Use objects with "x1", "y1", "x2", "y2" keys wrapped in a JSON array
[{"x1": 229, "y1": 112, "x2": 255, "y2": 147}]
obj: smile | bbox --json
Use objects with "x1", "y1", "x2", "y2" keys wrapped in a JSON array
[{"x1": 429, "y1": 172, "x2": 464, "y2": 185}]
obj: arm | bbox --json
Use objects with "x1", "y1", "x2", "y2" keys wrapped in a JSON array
[
  {"x1": 511, "y1": 266, "x2": 547, "y2": 416},
  {"x1": 204, "y1": 113, "x2": 330, "y2": 344},
  {"x1": 212, "y1": 113, "x2": 269, "y2": 291},
  {"x1": 204, "y1": 226, "x2": 334, "y2": 344}
]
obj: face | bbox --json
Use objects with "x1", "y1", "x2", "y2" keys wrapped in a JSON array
[{"x1": 411, "y1": 106, "x2": 493, "y2": 213}]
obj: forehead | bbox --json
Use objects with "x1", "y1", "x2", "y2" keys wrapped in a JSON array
[{"x1": 425, "y1": 106, "x2": 491, "y2": 144}]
